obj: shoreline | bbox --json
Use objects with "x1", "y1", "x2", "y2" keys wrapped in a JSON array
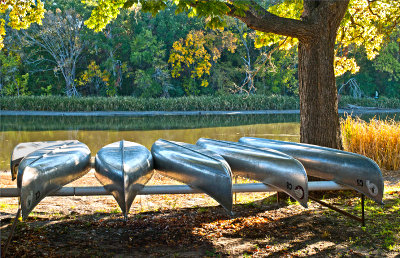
[{"x1": 1, "y1": 108, "x2": 400, "y2": 117}]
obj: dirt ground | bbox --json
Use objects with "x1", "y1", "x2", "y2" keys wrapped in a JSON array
[{"x1": 1, "y1": 169, "x2": 399, "y2": 257}]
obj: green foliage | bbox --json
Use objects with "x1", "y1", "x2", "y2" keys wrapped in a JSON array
[
  {"x1": 133, "y1": 69, "x2": 162, "y2": 98},
  {"x1": 373, "y1": 41, "x2": 400, "y2": 82},
  {"x1": 130, "y1": 29, "x2": 165, "y2": 69},
  {"x1": 40, "y1": 85, "x2": 53, "y2": 96},
  {"x1": 339, "y1": 96, "x2": 400, "y2": 108},
  {"x1": 256, "y1": 47, "x2": 298, "y2": 96},
  {"x1": 130, "y1": 29, "x2": 169, "y2": 97},
  {"x1": 0, "y1": 50, "x2": 30, "y2": 96},
  {"x1": 1, "y1": 73, "x2": 30, "y2": 96},
  {"x1": 337, "y1": 31, "x2": 400, "y2": 99}
]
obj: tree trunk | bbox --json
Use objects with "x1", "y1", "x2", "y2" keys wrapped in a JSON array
[
  {"x1": 297, "y1": 1, "x2": 348, "y2": 149},
  {"x1": 298, "y1": 37, "x2": 342, "y2": 149}
]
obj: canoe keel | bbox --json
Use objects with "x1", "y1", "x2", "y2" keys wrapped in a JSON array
[
  {"x1": 95, "y1": 141, "x2": 154, "y2": 217},
  {"x1": 151, "y1": 139, "x2": 233, "y2": 214}
]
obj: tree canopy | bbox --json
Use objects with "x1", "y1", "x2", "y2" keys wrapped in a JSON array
[
  {"x1": 2, "y1": 1, "x2": 399, "y2": 80},
  {"x1": 83, "y1": 0, "x2": 400, "y2": 77},
  {"x1": 0, "y1": 0, "x2": 45, "y2": 49}
]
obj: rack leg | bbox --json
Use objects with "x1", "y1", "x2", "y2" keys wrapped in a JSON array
[
  {"x1": 309, "y1": 196, "x2": 364, "y2": 224},
  {"x1": 276, "y1": 191, "x2": 279, "y2": 204},
  {"x1": 3, "y1": 207, "x2": 21, "y2": 258},
  {"x1": 361, "y1": 194, "x2": 365, "y2": 227},
  {"x1": 234, "y1": 176, "x2": 238, "y2": 204}
]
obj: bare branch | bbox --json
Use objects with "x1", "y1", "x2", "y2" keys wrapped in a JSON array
[{"x1": 17, "y1": 9, "x2": 86, "y2": 96}]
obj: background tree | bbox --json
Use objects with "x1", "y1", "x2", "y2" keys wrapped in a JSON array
[
  {"x1": 86, "y1": 0, "x2": 400, "y2": 149},
  {"x1": 77, "y1": 60, "x2": 112, "y2": 96},
  {"x1": 169, "y1": 29, "x2": 237, "y2": 95},
  {"x1": 17, "y1": 9, "x2": 87, "y2": 96},
  {"x1": 130, "y1": 29, "x2": 169, "y2": 97},
  {"x1": 0, "y1": 50, "x2": 30, "y2": 96}
]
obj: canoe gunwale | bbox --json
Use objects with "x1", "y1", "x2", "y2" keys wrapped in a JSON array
[{"x1": 157, "y1": 139, "x2": 226, "y2": 164}]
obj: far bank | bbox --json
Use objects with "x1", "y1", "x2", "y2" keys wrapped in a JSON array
[{"x1": 1, "y1": 95, "x2": 400, "y2": 113}]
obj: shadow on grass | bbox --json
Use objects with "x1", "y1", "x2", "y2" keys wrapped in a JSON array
[{"x1": 1, "y1": 192, "x2": 398, "y2": 257}]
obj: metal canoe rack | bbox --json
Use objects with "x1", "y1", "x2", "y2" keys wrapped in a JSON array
[
  {"x1": 0, "y1": 181, "x2": 366, "y2": 226},
  {"x1": 309, "y1": 194, "x2": 366, "y2": 227}
]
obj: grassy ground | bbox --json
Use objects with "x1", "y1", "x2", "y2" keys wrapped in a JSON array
[{"x1": 1, "y1": 170, "x2": 399, "y2": 257}]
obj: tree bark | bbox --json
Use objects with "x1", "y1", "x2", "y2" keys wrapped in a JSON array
[
  {"x1": 297, "y1": 1, "x2": 348, "y2": 149},
  {"x1": 298, "y1": 38, "x2": 342, "y2": 148},
  {"x1": 231, "y1": 0, "x2": 349, "y2": 149}
]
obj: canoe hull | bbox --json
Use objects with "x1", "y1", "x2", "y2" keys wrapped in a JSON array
[
  {"x1": 17, "y1": 141, "x2": 91, "y2": 219},
  {"x1": 95, "y1": 141, "x2": 154, "y2": 216},
  {"x1": 10, "y1": 140, "x2": 76, "y2": 181},
  {"x1": 239, "y1": 137, "x2": 384, "y2": 204},
  {"x1": 151, "y1": 139, "x2": 233, "y2": 214},
  {"x1": 196, "y1": 138, "x2": 309, "y2": 207}
]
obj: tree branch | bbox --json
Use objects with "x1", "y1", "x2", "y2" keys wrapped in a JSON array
[{"x1": 227, "y1": 0, "x2": 316, "y2": 41}]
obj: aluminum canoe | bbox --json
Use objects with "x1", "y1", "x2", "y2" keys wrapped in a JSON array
[
  {"x1": 196, "y1": 138, "x2": 309, "y2": 207},
  {"x1": 10, "y1": 140, "x2": 76, "y2": 181},
  {"x1": 95, "y1": 140, "x2": 154, "y2": 217},
  {"x1": 16, "y1": 140, "x2": 91, "y2": 219},
  {"x1": 239, "y1": 137, "x2": 384, "y2": 204},
  {"x1": 151, "y1": 139, "x2": 233, "y2": 214}
]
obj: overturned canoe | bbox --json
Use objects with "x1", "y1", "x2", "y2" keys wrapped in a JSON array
[
  {"x1": 151, "y1": 139, "x2": 233, "y2": 214},
  {"x1": 95, "y1": 141, "x2": 154, "y2": 217},
  {"x1": 10, "y1": 140, "x2": 76, "y2": 181},
  {"x1": 16, "y1": 140, "x2": 91, "y2": 219},
  {"x1": 196, "y1": 138, "x2": 309, "y2": 207},
  {"x1": 239, "y1": 137, "x2": 384, "y2": 204}
]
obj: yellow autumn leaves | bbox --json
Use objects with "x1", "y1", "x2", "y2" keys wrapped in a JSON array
[
  {"x1": 169, "y1": 30, "x2": 237, "y2": 88},
  {"x1": 77, "y1": 61, "x2": 110, "y2": 88},
  {"x1": 256, "y1": 0, "x2": 400, "y2": 77},
  {"x1": 334, "y1": 0, "x2": 399, "y2": 76},
  {"x1": 0, "y1": 0, "x2": 45, "y2": 49},
  {"x1": 83, "y1": 0, "x2": 127, "y2": 32}
]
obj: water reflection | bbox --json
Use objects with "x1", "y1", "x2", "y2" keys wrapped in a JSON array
[
  {"x1": 0, "y1": 114, "x2": 301, "y2": 171},
  {"x1": 0, "y1": 114, "x2": 299, "y2": 131}
]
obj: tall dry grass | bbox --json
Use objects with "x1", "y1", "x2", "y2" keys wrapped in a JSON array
[
  {"x1": 341, "y1": 115, "x2": 400, "y2": 170},
  {"x1": 0, "y1": 95, "x2": 300, "y2": 111}
]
